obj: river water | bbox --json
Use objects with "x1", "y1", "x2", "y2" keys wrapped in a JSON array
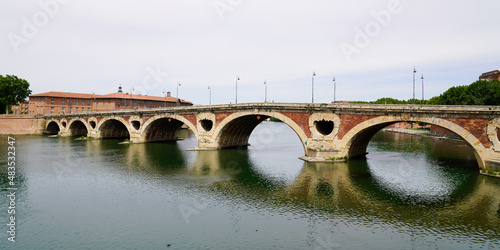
[{"x1": 1, "y1": 121, "x2": 499, "y2": 249}]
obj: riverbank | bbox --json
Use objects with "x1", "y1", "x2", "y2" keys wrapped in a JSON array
[{"x1": 383, "y1": 127, "x2": 462, "y2": 140}]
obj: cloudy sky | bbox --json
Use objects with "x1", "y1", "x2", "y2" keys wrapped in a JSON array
[{"x1": 2, "y1": 0, "x2": 499, "y2": 105}]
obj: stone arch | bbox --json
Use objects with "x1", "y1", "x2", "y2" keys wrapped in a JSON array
[
  {"x1": 213, "y1": 111, "x2": 308, "y2": 152},
  {"x1": 339, "y1": 116, "x2": 488, "y2": 168},
  {"x1": 45, "y1": 120, "x2": 61, "y2": 135},
  {"x1": 96, "y1": 117, "x2": 131, "y2": 139},
  {"x1": 67, "y1": 118, "x2": 90, "y2": 137},
  {"x1": 140, "y1": 114, "x2": 198, "y2": 143}
]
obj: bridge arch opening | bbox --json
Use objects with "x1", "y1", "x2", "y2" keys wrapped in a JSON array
[
  {"x1": 218, "y1": 115, "x2": 270, "y2": 149},
  {"x1": 69, "y1": 120, "x2": 88, "y2": 137},
  {"x1": 45, "y1": 121, "x2": 60, "y2": 135},
  {"x1": 215, "y1": 114, "x2": 307, "y2": 154},
  {"x1": 98, "y1": 119, "x2": 130, "y2": 139},
  {"x1": 143, "y1": 117, "x2": 187, "y2": 142},
  {"x1": 345, "y1": 119, "x2": 485, "y2": 168}
]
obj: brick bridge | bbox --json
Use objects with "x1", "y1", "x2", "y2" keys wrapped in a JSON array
[{"x1": 42, "y1": 103, "x2": 500, "y2": 169}]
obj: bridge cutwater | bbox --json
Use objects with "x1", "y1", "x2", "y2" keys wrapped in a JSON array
[{"x1": 41, "y1": 103, "x2": 500, "y2": 170}]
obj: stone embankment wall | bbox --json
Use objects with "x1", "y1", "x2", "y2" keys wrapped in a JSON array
[{"x1": 0, "y1": 115, "x2": 45, "y2": 134}]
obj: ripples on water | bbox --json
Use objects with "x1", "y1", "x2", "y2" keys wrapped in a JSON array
[{"x1": 0, "y1": 122, "x2": 499, "y2": 249}]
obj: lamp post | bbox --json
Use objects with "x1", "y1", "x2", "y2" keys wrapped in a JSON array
[
  {"x1": 235, "y1": 75, "x2": 240, "y2": 104},
  {"x1": 264, "y1": 80, "x2": 267, "y2": 102},
  {"x1": 131, "y1": 88, "x2": 134, "y2": 109},
  {"x1": 413, "y1": 67, "x2": 416, "y2": 105},
  {"x1": 312, "y1": 70, "x2": 316, "y2": 103},
  {"x1": 176, "y1": 82, "x2": 181, "y2": 107},
  {"x1": 208, "y1": 85, "x2": 211, "y2": 105},
  {"x1": 421, "y1": 73, "x2": 424, "y2": 105},
  {"x1": 333, "y1": 76, "x2": 336, "y2": 103},
  {"x1": 162, "y1": 90, "x2": 167, "y2": 107}
]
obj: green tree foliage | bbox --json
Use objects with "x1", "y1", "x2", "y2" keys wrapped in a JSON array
[
  {"x1": 353, "y1": 80, "x2": 500, "y2": 106},
  {"x1": 0, "y1": 75, "x2": 32, "y2": 114},
  {"x1": 430, "y1": 80, "x2": 500, "y2": 105},
  {"x1": 352, "y1": 97, "x2": 424, "y2": 105}
]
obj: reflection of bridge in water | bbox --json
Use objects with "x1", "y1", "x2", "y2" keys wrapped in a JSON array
[
  {"x1": 42, "y1": 103, "x2": 500, "y2": 169},
  {"x1": 116, "y1": 143, "x2": 500, "y2": 240}
]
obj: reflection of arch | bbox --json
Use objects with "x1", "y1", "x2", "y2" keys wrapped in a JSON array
[
  {"x1": 45, "y1": 120, "x2": 61, "y2": 135},
  {"x1": 68, "y1": 119, "x2": 89, "y2": 137},
  {"x1": 341, "y1": 116, "x2": 488, "y2": 168},
  {"x1": 213, "y1": 112, "x2": 308, "y2": 152},
  {"x1": 141, "y1": 114, "x2": 198, "y2": 143},
  {"x1": 97, "y1": 118, "x2": 130, "y2": 139}
]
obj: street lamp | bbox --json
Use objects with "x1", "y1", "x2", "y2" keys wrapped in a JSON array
[
  {"x1": 235, "y1": 75, "x2": 240, "y2": 104},
  {"x1": 176, "y1": 82, "x2": 181, "y2": 107},
  {"x1": 131, "y1": 88, "x2": 134, "y2": 109},
  {"x1": 264, "y1": 80, "x2": 267, "y2": 102},
  {"x1": 413, "y1": 67, "x2": 416, "y2": 105},
  {"x1": 162, "y1": 90, "x2": 167, "y2": 107},
  {"x1": 421, "y1": 73, "x2": 424, "y2": 105},
  {"x1": 333, "y1": 76, "x2": 336, "y2": 103},
  {"x1": 312, "y1": 70, "x2": 316, "y2": 103},
  {"x1": 208, "y1": 85, "x2": 211, "y2": 105}
]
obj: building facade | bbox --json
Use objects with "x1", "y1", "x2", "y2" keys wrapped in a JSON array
[
  {"x1": 11, "y1": 101, "x2": 29, "y2": 115},
  {"x1": 479, "y1": 70, "x2": 500, "y2": 81},
  {"x1": 28, "y1": 87, "x2": 192, "y2": 115}
]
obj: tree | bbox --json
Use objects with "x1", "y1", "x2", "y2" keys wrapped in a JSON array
[
  {"x1": 0, "y1": 75, "x2": 32, "y2": 114},
  {"x1": 429, "y1": 80, "x2": 500, "y2": 105}
]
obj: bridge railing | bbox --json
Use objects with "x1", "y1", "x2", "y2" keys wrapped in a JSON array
[{"x1": 42, "y1": 102, "x2": 500, "y2": 119}]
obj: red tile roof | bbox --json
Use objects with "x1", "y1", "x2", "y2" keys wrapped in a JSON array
[
  {"x1": 29, "y1": 91, "x2": 94, "y2": 99},
  {"x1": 97, "y1": 92, "x2": 192, "y2": 104},
  {"x1": 29, "y1": 91, "x2": 192, "y2": 104}
]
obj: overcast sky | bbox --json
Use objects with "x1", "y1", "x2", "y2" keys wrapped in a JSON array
[{"x1": 2, "y1": 0, "x2": 499, "y2": 105}]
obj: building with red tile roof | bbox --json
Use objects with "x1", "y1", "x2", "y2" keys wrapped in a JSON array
[
  {"x1": 479, "y1": 70, "x2": 500, "y2": 81},
  {"x1": 28, "y1": 86, "x2": 192, "y2": 115}
]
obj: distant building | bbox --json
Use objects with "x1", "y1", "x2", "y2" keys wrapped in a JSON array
[
  {"x1": 28, "y1": 87, "x2": 193, "y2": 115},
  {"x1": 11, "y1": 100, "x2": 29, "y2": 115},
  {"x1": 479, "y1": 70, "x2": 500, "y2": 81}
]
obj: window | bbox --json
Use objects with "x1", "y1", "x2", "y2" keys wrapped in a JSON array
[
  {"x1": 51, "y1": 98, "x2": 54, "y2": 104},
  {"x1": 75, "y1": 108, "x2": 78, "y2": 113},
  {"x1": 88, "y1": 108, "x2": 90, "y2": 112},
  {"x1": 62, "y1": 107, "x2": 65, "y2": 113},
  {"x1": 69, "y1": 107, "x2": 72, "y2": 113},
  {"x1": 69, "y1": 99, "x2": 73, "y2": 105},
  {"x1": 76, "y1": 99, "x2": 79, "y2": 105},
  {"x1": 82, "y1": 99, "x2": 84, "y2": 106},
  {"x1": 62, "y1": 98, "x2": 65, "y2": 105},
  {"x1": 50, "y1": 107, "x2": 54, "y2": 114}
]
